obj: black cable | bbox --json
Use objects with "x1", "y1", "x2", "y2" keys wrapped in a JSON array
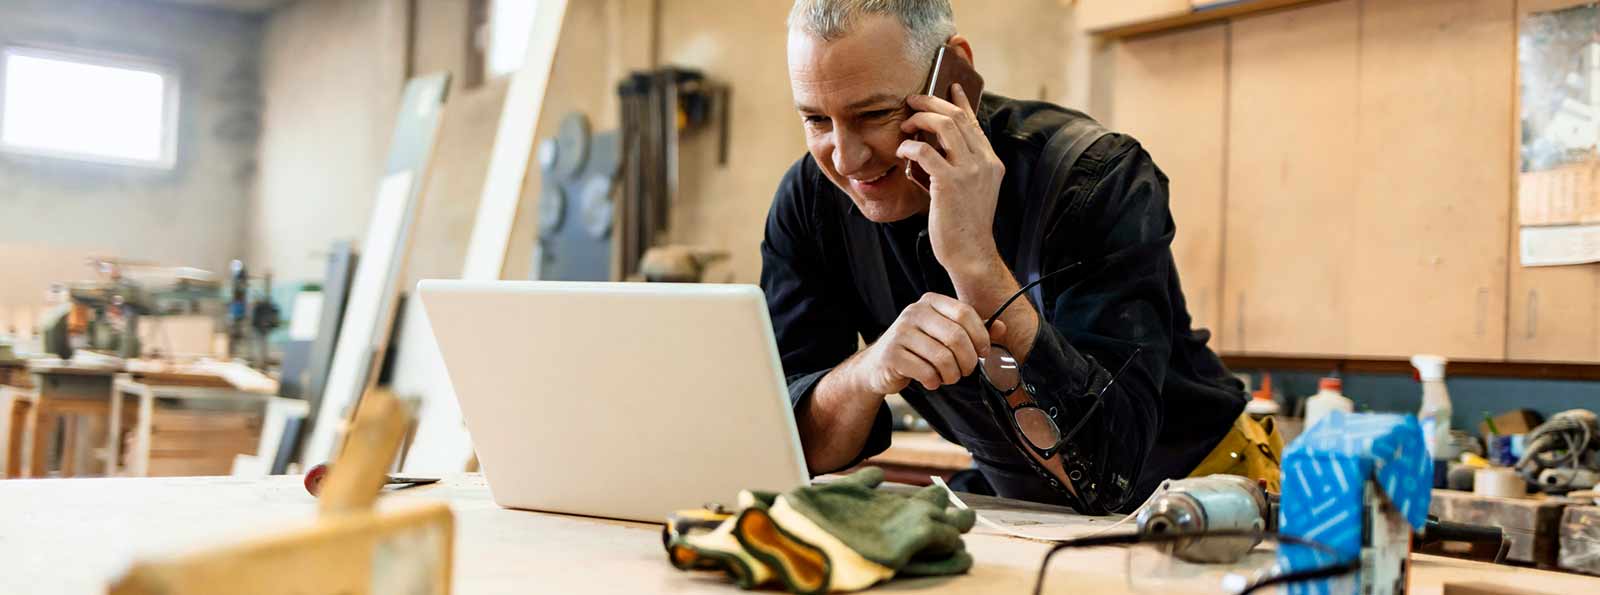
[{"x1": 1031, "y1": 529, "x2": 1357, "y2": 595}]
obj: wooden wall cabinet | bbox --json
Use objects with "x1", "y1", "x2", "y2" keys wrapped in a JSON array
[
  {"x1": 1223, "y1": 0, "x2": 1360, "y2": 356},
  {"x1": 1507, "y1": 0, "x2": 1600, "y2": 363},
  {"x1": 1110, "y1": 0, "x2": 1591, "y2": 362},
  {"x1": 1110, "y1": 23, "x2": 1229, "y2": 346},
  {"x1": 1344, "y1": 0, "x2": 1513, "y2": 360}
]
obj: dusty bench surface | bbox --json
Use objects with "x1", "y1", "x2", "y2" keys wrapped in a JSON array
[{"x1": 5, "y1": 474, "x2": 1600, "y2": 594}]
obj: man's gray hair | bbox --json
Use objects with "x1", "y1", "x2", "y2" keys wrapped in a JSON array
[{"x1": 788, "y1": 0, "x2": 956, "y2": 64}]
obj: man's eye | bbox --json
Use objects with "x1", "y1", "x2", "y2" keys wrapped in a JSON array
[
  {"x1": 803, "y1": 115, "x2": 830, "y2": 125},
  {"x1": 862, "y1": 109, "x2": 895, "y2": 120}
]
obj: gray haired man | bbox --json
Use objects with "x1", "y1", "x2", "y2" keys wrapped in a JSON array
[{"x1": 761, "y1": 0, "x2": 1277, "y2": 515}]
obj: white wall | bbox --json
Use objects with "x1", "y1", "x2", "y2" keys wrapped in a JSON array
[
  {"x1": 250, "y1": 0, "x2": 408, "y2": 283},
  {"x1": 0, "y1": 0, "x2": 264, "y2": 317}
]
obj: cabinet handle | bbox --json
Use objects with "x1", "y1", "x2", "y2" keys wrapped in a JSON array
[
  {"x1": 1526, "y1": 290, "x2": 1538, "y2": 340},
  {"x1": 1476, "y1": 288, "x2": 1489, "y2": 337},
  {"x1": 1235, "y1": 292, "x2": 1246, "y2": 350}
]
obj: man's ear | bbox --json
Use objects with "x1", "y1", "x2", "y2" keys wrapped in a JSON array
[{"x1": 948, "y1": 34, "x2": 974, "y2": 66}]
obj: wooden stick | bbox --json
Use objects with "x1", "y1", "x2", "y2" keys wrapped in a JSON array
[
  {"x1": 319, "y1": 390, "x2": 409, "y2": 516},
  {"x1": 109, "y1": 388, "x2": 452, "y2": 594},
  {"x1": 109, "y1": 502, "x2": 453, "y2": 595}
]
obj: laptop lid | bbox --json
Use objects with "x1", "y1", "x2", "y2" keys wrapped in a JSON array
[{"x1": 417, "y1": 280, "x2": 810, "y2": 522}]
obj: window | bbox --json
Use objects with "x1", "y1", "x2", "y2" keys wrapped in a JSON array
[
  {"x1": 0, "y1": 46, "x2": 179, "y2": 169},
  {"x1": 485, "y1": 0, "x2": 540, "y2": 78}
]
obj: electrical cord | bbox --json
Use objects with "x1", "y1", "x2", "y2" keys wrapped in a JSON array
[
  {"x1": 1029, "y1": 529, "x2": 1358, "y2": 595},
  {"x1": 1516, "y1": 410, "x2": 1599, "y2": 492}
]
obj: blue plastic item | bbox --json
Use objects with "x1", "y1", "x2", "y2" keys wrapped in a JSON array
[{"x1": 1279, "y1": 411, "x2": 1432, "y2": 594}]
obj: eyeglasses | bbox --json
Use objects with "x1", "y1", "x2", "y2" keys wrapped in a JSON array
[
  {"x1": 974, "y1": 263, "x2": 1142, "y2": 457},
  {"x1": 1031, "y1": 529, "x2": 1360, "y2": 595}
]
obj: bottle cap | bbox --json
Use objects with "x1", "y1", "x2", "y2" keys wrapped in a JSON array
[
  {"x1": 1318, "y1": 377, "x2": 1342, "y2": 393},
  {"x1": 1410, "y1": 354, "x2": 1448, "y2": 381}
]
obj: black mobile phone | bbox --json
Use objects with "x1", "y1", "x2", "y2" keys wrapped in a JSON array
[{"x1": 907, "y1": 43, "x2": 986, "y2": 190}]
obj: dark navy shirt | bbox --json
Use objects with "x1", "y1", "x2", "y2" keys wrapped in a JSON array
[{"x1": 759, "y1": 93, "x2": 1246, "y2": 513}]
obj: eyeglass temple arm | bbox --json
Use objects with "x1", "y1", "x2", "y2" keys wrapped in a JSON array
[
  {"x1": 1056, "y1": 346, "x2": 1142, "y2": 447},
  {"x1": 985, "y1": 261, "x2": 1082, "y2": 328}
]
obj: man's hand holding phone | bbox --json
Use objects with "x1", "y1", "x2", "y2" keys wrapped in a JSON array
[{"x1": 898, "y1": 83, "x2": 1006, "y2": 278}]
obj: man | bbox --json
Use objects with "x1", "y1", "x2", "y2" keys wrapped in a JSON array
[{"x1": 762, "y1": 0, "x2": 1274, "y2": 515}]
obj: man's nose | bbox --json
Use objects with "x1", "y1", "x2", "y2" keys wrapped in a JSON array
[{"x1": 831, "y1": 127, "x2": 874, "y2": 177}]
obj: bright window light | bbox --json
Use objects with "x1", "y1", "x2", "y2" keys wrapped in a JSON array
[
  {"x1": 487, "y1": 0, "x2": 540, "y2": 78},
  {"x1": 1, "y1": 47, "x2": 178, "y2": 168}
]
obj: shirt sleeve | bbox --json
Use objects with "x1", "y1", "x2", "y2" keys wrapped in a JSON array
[
  {"x1": 759, "y1": 160, "x2": 893, "y2": 474},
  {"x1": 1016, "y1": 139, "x2": 1176, "y2": 512}
]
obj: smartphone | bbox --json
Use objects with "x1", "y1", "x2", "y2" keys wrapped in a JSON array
[{"x1": 907, "y1": 43, "x2": 986, "y2": 191}]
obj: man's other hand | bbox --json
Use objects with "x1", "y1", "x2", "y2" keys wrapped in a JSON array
[
  {"x1": 843, "y1": 293, "x2": 1007, "y2": 394},
  {"x1": 897, "y1": 83, "x2": 1005, "y2": 278}
]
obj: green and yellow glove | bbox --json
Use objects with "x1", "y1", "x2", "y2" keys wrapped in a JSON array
[{"x1": 664, "y1": 467, "x2": 977, "y2": 594}]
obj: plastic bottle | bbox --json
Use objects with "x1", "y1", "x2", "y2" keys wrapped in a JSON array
[
  {"x1": 1303, "y1": 376, "x2": 1353, "y2": 430},
  {"x1": 1411, "y1": 354, "x2": 1455, "y2": 461},
  {"x1": 1244, "y1": 372, "x2": 1281, "y2": 419}
]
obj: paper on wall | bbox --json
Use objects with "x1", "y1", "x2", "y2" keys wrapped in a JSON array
[{"x1": 1521, "y1": 223, "x2": 1600, "y2": 267}]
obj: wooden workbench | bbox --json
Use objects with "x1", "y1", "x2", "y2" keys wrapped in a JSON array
[
  {"x1": 859, "y1": 431, "x2": 975, "y2": 485},
  {"x1": 5, "y1": 474, "x2": 1599, "y2": 594}
]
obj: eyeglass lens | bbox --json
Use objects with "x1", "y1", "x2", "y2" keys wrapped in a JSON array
[
  {"x1": 1014, "y1": 407, "x2": 1062, "y2": 451},
  {"x1": 979, "y1": 345, "x2": 1020, "y2": 392}
]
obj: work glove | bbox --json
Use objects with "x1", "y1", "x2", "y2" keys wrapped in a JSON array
[
  {"x1": 664, "y1": 467, "x2": 978, "y2": 594},
  {"x1": 665, "y1": 491, "x2": 776, "y2": 589}
]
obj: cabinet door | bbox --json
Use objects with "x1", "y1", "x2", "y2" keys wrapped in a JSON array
[
  {"x1": 1508, "y1": 0, "x2": 1600, "y2": 362},
  {"x1": 1346, "y1": 0, "x2": 1513, "y2": 359},
  {"x1": 1223, "y1": 0, "x2": 1360, "y2": 355},
  {"x1": 1111, "y1": 23, "x2": 1229, "y2": 344}
]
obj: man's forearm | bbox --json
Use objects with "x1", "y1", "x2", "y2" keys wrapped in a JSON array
[
  {"x1": 948, "y1": 250, "x2": 1041, "y2": 362},
  {"x1": 795, "y1": 353, "x2": 884, "y2": 473}
]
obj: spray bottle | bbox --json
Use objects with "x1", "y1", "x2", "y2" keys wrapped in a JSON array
[{"x1": 1412, "y1": 354, "x2": 1454, "y2": 486}]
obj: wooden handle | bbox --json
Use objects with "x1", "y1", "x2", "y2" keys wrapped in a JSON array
[{"x1": 318, "y1": 390, "x2": 409, "y2": 516}]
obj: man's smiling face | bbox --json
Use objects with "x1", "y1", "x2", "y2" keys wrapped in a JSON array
[{"x1": 788, "y1": 14, "x2": 932, "y2": 223}]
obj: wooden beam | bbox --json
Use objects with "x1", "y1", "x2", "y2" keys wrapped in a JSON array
[
  {"x1": 460, "y1": 0, "x2": 571, "y2": 281},
  {"x1": 1222, "y1": 354, "x2": 1600, "y2": 381},
  {"x1": 110, "y1": 389, "x2": 452, "y2": 595},
  {"x1": 109, "y1": 502, "x2": 453, "y2": 595},
  {"x1": 1080, "y1": 0, "x2": 1332, "y2": 39}
]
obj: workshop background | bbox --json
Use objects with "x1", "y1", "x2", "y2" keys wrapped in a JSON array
[{"x1": 2, "y1": 0, "x2": 1600, "y2": 545}]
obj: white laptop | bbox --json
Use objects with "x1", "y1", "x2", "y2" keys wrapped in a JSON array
[{"x1": 417, "y1": 280, "x2": 811, "y2": 522}]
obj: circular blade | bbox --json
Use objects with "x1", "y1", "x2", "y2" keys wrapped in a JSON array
[
  {"x1": 553, "y1": 112, "x2": 591, "y2": 181},
  {"x1": 578, "y1": 176, "x2": 614, "y2": 239},
  {"x1": 539, "y1": 179, "x2": 567, "y2": 233},
  {"x1": 536, "y1": 137, "x2": 560, "y2": 173}
]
